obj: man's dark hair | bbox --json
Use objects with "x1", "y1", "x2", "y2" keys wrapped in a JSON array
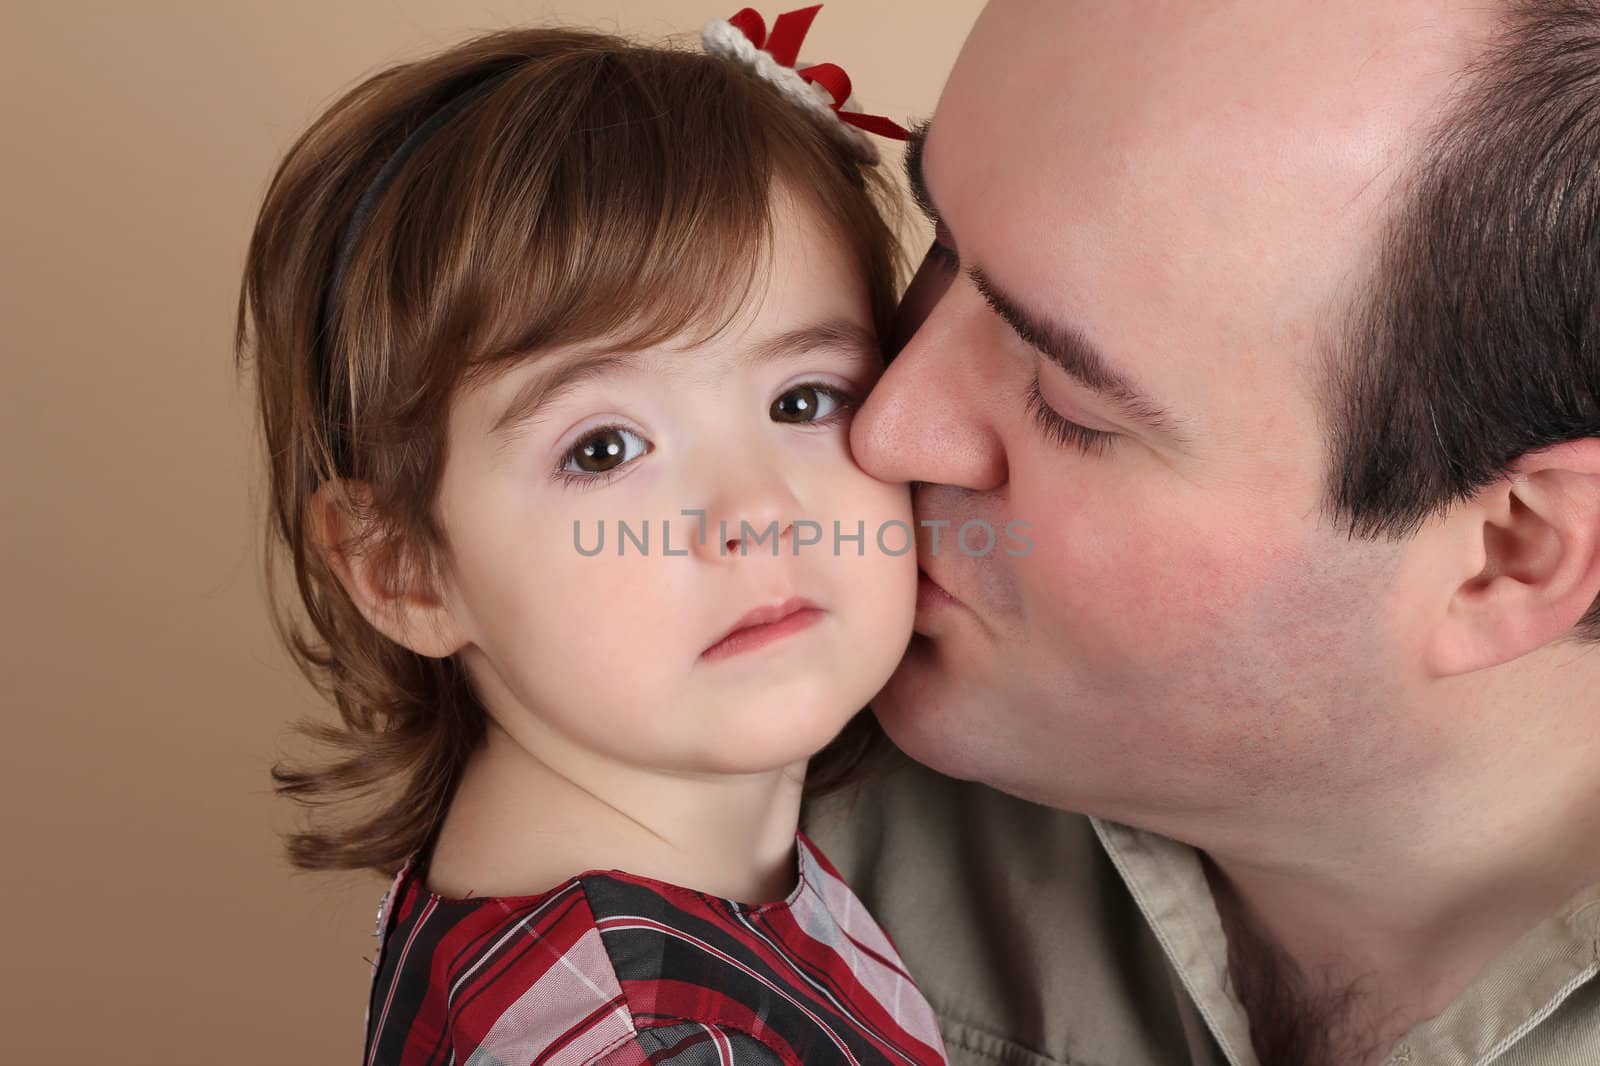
[{"x1": 1327, "y1": 0, "x2": 1600, "y2": 638}]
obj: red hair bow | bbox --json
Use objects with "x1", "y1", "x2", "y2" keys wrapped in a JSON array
[{"x1": 726, "y1": 5, "x2": 911, "y2": 142}]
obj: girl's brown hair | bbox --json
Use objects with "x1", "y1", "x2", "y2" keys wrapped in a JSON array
[{"x1": 236, "y1": 25, "x2": 904, "y2": 876}]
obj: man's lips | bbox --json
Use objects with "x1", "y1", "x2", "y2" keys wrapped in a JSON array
[
  {"x1": 916, "y1": 568, "x2": 961, "y2": 613},
  {"x1": 701, "y1": 596, "x2": 823, "y2": 661}
]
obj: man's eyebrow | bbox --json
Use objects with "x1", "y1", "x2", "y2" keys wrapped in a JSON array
[
  {"x1": 489, "y1": 317, "x2": 879, "y2": 440},
  {"x1": 905, "y1": 121, "x2": 938, "y2": 225},
  {"x1": 905, "y1": 122, "x2": 1187, "y2": 442},
  {"x1": 971, "y1": 268, "x2": 1188, "y2": 440}
]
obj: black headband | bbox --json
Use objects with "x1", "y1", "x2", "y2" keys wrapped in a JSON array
[{"x1": 315, "y1": 68, "x2": 515, "y2": 476}]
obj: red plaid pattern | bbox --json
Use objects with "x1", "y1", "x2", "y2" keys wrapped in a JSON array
[{"x1": 362, "y1": 831, "x2": 948, "y2": 1065}]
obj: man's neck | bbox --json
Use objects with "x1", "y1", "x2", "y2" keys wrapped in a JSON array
[
  {"x1": 1206, "y1": 863, "x2": 1397, "y2": 1066},
  {"x1": 1188, "y1": 678, "x2": 1600, "y2": 1065}
]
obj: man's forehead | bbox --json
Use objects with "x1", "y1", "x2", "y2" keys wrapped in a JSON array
[
  {"x1": 910, "y1": 0, "x2": 1498, "y2": 457},
  {"x1": 930, "y1": 1, "x2": 1493, "y2": 348},
  {"x1": 950, "y1": 0, "x2": 1493, "y2": 196},
  {"x1": 964, "y1": 0, "x2": 1494, "y2": 87}
]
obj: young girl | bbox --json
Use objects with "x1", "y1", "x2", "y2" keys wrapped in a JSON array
[{"x1": 237, "y1": 6, "x2": 946, "y2": 1064}]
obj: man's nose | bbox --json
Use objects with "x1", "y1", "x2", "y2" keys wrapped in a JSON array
[{"x1": 851, "y1": 290, "x2": 1009, "y2": 491}]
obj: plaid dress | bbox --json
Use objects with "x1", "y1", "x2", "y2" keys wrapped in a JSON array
[{"x1": 362, "y1": 831, "x2": 949, "y2": 1065}]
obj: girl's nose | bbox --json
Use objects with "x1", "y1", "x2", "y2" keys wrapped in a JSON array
[{"x1": 687, "y1": 460, "x2": 805, "y2": 564}]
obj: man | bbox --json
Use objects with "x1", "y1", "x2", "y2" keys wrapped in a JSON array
[{"x1": 803, "y1": 2, "x2": 1600, "y2": 1064}]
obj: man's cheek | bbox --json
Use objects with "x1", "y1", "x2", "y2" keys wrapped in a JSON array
[{"x1": 1025, "y1": 499, "x2": 1264, "y2": 659}]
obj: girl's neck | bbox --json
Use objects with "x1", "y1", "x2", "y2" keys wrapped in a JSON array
[{"x1": 425, "y1": 718, "x2": 808, "y2": 904}]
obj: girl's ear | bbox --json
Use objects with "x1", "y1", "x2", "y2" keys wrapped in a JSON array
[
  {"x1": 1426, "y1": 439, "x2": 1600, "y2": 676},
  {"x1": 309, "y1": 479, "x2": 468, "y2": 659}
]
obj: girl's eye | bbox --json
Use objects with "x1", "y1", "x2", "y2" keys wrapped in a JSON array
[
  {"x1": 1025, "y1": 376, "x2": 1117, "y2": 457},
  {"x1": 771, "y1": 383, "x2": 855, "y2": 425},
  {"x1": 558, "y1": 425, "x2": 650, "y2": 482}
]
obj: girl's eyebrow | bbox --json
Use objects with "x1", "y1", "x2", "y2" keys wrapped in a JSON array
[
  {"x1": 743, "y1": 318, "x2": 880, "y2": 367},
  {"x1": 490, "y1": 351, "x2": 639, "y2": 440},
  {"x1": 489, "y1": 317, "x2": 879, "y2": 441}
]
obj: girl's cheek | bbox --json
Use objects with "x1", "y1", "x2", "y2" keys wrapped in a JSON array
[{"x1": 844, "y1": 472, "x2": 913, "y2": 532}]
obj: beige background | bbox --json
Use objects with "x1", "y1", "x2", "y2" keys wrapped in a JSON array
[{"x1": 2, "y1": 1, "x2": 980, "y2": 1062}]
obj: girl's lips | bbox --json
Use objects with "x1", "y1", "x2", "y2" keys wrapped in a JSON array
[{"x1": 701, "y1": 599, "x2": 823, "y2": 661}]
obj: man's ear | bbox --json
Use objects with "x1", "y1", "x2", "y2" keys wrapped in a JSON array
[
  {"x1": 308, "y1": 479, "x2": 467, "y2": 659},
  {"x1": 1427, "y1": 439, "x2": 1600, "y2": 676}
]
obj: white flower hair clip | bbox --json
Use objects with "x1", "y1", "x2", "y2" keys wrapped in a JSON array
[{"x1": 702, "y1": 4, "x2": 910, "y2": 165}]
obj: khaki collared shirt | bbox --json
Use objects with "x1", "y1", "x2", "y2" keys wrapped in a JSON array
[{"x1": 802, "y1": 755, "x2": 1600, "y2": 1066}]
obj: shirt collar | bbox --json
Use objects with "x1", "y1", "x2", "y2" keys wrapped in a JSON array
[
  {"x1": 1091, "y1": 817, "x2": 1600, "y2": 1066},
  {"x1": 1091, "y1": 818, "x2": 1259, "y2": 1066}
]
